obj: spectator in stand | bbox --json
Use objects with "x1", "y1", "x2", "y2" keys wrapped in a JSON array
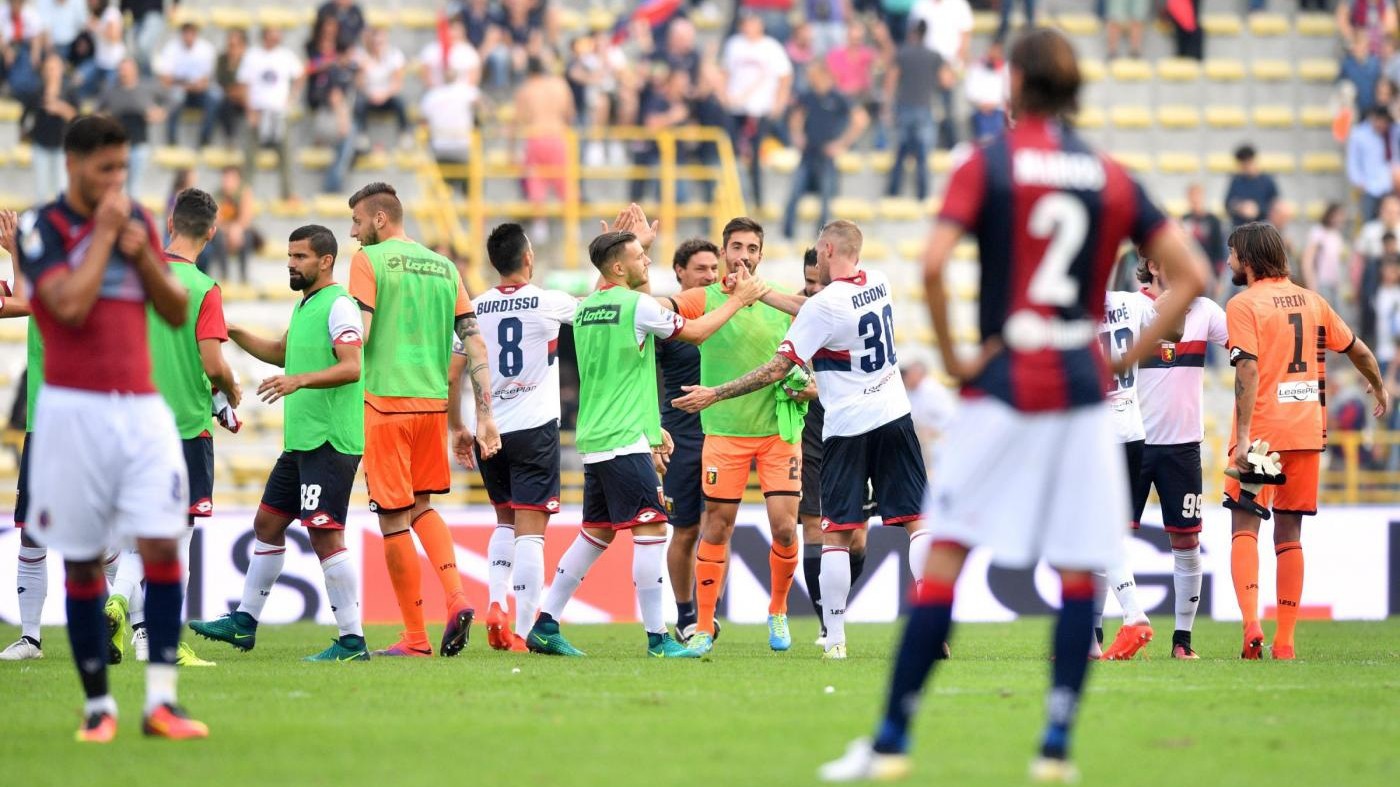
[
  {"x1": 315, "y1": 0, "x2": 364, "y2": 53},
  {"x1": 1342, "y1": 30, "x2": 1383, "y2": 116},
  {"x1": 420, "y1": 18, "x2": 480, "y2": 89},
  {"x1": 807, "y1": 0, "x2": 847, "y2": 56},
  {"x1": 37, "y1": 0, "x2": 87, "y2": 60},
  {"x1": 782, "y1": 59, "x2": 867, "y2": 239},
  {"x1": 827, "y1": 16, "x2": 884, "y2": 148},
  {"x1": 880, "y1": 0, "x2": 915, "y2": 44},
  {"x1": 488, "y1": 0, "x2": 557, "y2": 91},
  {"x1": 1224, "y1": 144, "x2": 1279, "y2": 229},
  {"x1": 305, "y1": 18, "x2": 344, "y2": 110},
  {"x1": 1301, "y1": 203, "x2": 1350, "y2": 314},
  {"x1": 653, "y1": 16, "x2": 701, "y2": 81},
  {"x1": 512, "y1": 55, "x2": 574, "y2": 240},
  {"x1": 460, "y1": 0, "x2": 495, "y2": 50},
  {"x1": 80, "y1": 0, "x2": 126, "y2": 99},
  {"x1": 690, "y1": 59, "x2": 732, "y2": 202},
  {"x1": 964, "y1": 36, "x2": 1006, "y2": 143},
  {"x1": 1338, "y1": 0, "x2": 1396, "y2": 57},
  {"x1": 21, "y1": 53, "x2": 76, "y2": 201},
  {"x1": 786, "y1": 21, "x2": 817, "y2": 95},
  {"x1": 100, "y1": 56, "x2": 166, "y2": 197},
  {"x1": 120, "y1": 0, "x2": 164, "y2": 72},
  {"x1": 910, "y1": 0, "x2": 971, "y2": 149},
  {"x1": 996, "y1": 0, "x2": 1036, "y2": 42},
  {"x1": 312, "y1": 44, "x2": 359, "y2": 195},
  {"x1": 1180, "y1": 182, "x2": 1226, "y2": 275},
  {"x1": 214, "y1": 26, "x2": 248, "y2": 144},
  {"x1": 355, "y1": 27, "x2": 410, "y2": 149},
  {"x1": 884, "y1": 18, "x2": 947, "y2": 200},
  {"x1": 566, "y1": 33, "x2": 611, "y2": 167},
  {"x1": 1, "y1": 0, "x2": 44, "y2": 105},
  {"x1": 1105, "y1": 0, "x2": 1149, "y2": 59},
  {"x1": 736, "y1": 0, "x2": 795, "y2": 43},
  {"x1": 1381, "y1": 35, "x2": 1400, "y2": 89},
  {"x1": 238, "y1": 26, "x2": 304, "y2": 204},
  {"x1": 1355, "y1": 195, "x2": 1400, "y2": 342},
  {"x1": 1346, "y1": 106, "x2": 1398, "y2": 221},
  {"x1": 155, "y1": 21, "x2": 220, "y2": 147},
  {"x1": 633, "y1": 67, "x2": 692, "y2": 202},
  {"x1": 1375, "y1": 258, "x2": 1400, "y2": 416},
  {"x1": 210, "y1": 165, "x2": 257, "y2": 283},
  {"x1": 421, "y1": 66, "x2": 481, "y2": 195},
  {"x1": 722, "y1": 11, "x2": 792, "y2": 212},
  {"x1": 1269, "y1": 199, "x2": 1298, "y2": 262},
  {"x1": 1166, "y1": 0, "x2": 1203, "y2": 61}
]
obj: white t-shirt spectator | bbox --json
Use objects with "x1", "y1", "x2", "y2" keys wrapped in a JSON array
[
  {"x1": 964, "y1": 59, "x2": 1007, "y2": 109},
  {"x1": 154, "y1": 37, "x2": 218, "y2": 85},
  {"x1": 93, "y1": 4, "x2": 127, "y2": 70},
  {"x1": 1376, "y1": 285, "x2": 1400, "y2": 364},
  {"x1": 418, "y1": 39, "x2": 480, "y2": 88},
  {"x1": 721, "y1": 34, "x2": 793, "y2": 118},
  {"x1": 358, "y1": 45, "x2": 405, "y2": 99},
  {"x1": 36, "y1": 0, "x2": 87, "y2": 48},
  {"x1": 237, "y1": 45, "x2": 304, "y2": 112},
  {"x1": 421, "y1": 80, "x2": 479, "y2": 159},
  {"x1": 1354, "y1": 217, "x2": 1400, "y2": 258},
  {"x1": 0, "y1": 2, "x2": 41, "y2": 45},
  {"x1": 911, "y1": 0, "x2": 973, "y2": 67}
]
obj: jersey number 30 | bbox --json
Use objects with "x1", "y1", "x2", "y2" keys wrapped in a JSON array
[{"x1": 858, "y1": 304, "x2": 898, "y2": 372}]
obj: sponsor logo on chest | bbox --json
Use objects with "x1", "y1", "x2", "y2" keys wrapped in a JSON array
[{"x1": 1277, "y1": 381, "x2": 1319, "y2": 403}]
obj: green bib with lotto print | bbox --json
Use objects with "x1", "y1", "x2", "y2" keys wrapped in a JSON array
[
  {"x1": 699, "y1": 283, "x2": 789, "y2": 437},
  {"x1": 284, "y1": 285, "x2": 364, "y2": 454},
  {"x1": 25, "y1": 320, "x2": 42, "y2": 433},
  {"x1": 148, "y1": 261, "x2": 217, "y2": 439},
  {"x1": 573, "y1": 286, "x2": 662, "y2": 454},
  {"x1": 361, "y1": 239, "x2": 459, "y2": 400}
]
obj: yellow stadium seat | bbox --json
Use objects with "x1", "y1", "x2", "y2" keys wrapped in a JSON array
[
  {"x1": 835, "y1": 152, "x2": 864, "y2": 175},
  {"x1": 1251, "y1": 106, "x2": 1296, "y2": 128},
  {"x1": 767, "y1": 147, "x2": 799, "y2": 175},
  {"x1": 929, "y1": 150, "x2": 954, "y2": 174},
  {"x1": 898, "y1": 239, "x2": 924, "y2": 261},
  {"x1": 1109, "y1": 106, "x2": 1153, "y2": 129},
  {"x1": 1300, "y1": 106, "x2": 1335, "y2": 128},
  {"x1": 221, "y1": 282, "x2": 256, "y2": 303},
  {"x1": 1076, "y1": 106, "x2": 1106, "y2": 129},
  {"x1": 972, "y1": 12, "x2": 997, "y2": 35},
  {"x1": 953, "y1": 241, "x2": 978, "y2": 259},
  {"x1": 228, "y1": 454, "x2": 268, "y2": 487},
  {"x1": 765, "y1": 241, "x2": 794, "y2": 260},
  {"x1": 830, "y1": 197, "x2": 874, "y2": 222},
  {"x1": 1259, "y1": 152, "x2": 1297, "y2": 174},
  {"x1": 365, "y1": 9, "x2": 395, "y2": 29},
  {"x1": 398, "y1": 8, "x2": 438, "y2": 30},
  {"x1": 1205, "y1": 106, "x2": 1248, "y2": 128},
  {"x1": 1304, "y1": 200, "x2": 1329, "y2": 222},
  {"x1": 1109, "y1": 58, "x2": 1153, "y2": 82},
  {"x1": 863, "y1": 240, "x2": 889, "y2": 261},
  {"x1": 311, "y1": 194, "x2": 344, "y2": 216},
  {"x1": 554, "y1": 7, "x2": 583, "y2": 33},
  {"x1": 393, "y1": 149, "x2": 428, "y2": 170},
  {"x1": 1206, "y1": 153, "x2": 1236, "y2": 174},
  {"x1": 256, "y1": 8, "x2": 305, "y2": 30},
  {"x1": 153, "y1": 146, "x2": 197, "y2": 169},
  {"x1": 0, "y1": 148, "x2": 10, "y2": 167},
  {"x1": 1155, "y1": 58, "x2": 1201, "y2": 82},
  {"x1": 297, "y1": 147, "x2": 334, "y2": 170},
  {"x1": 0, "y1": 322, "x2": 25, "y2": 343},
  {"x1": 867, "y1": 150, "x2": 893, "y2": 174},
  {"x1": 925, "y1": 197, "x2": 943, "y2": 214},
  {"x1": 1078, "y1": 59, "x2": 1106, "y2": 83},
  {"x1": 1055, "y1": 12, "x2": 1101, "y2": 37},
  {"x1": 1201, "y1": 15, "x2": 1243, "y2": 37},
  {"x1": 10, "y1": 144, "x2": 30, "y2": 167},
  {"x1": 1247, "y1": 13, "x2": 1291, "y2": 37},
  {"x1": 354, "y1": 150, "x2": 389, "y2": 172},
  {"x1": 210, "y1": 8, "x2": 251, "y2": 31},
  {"x1": 1296, "y1": 13, "x2": 1337, "y2": 37},
  {"x1": 1164, "y1": 198, "x2": 1189, "y2": 217},
  {"x1": 266, "y1": 198, "x2": 310, "y2": 219},
  {"x1": 1115, "y1": 152, "x2": 1151, "y2": 173},
  {"x1": 168, "y1": 5, "x2": 206, "y2": 27},
  {"x1": 200, "y1": 147, "x2": 242, "y2": 169},
  {"x1": 138, "y1": 196, "x2": 163, "y2": 214},
  {"x1": 586, "y1": 9, "x2": 614, "y2": 32},
  {"x1": 0, "y1": 99, "x2": 20, "y2": 122},
  {"x1": 1302, "y1": 152, "x2": 1343, "y2": 174},
  {"x1": 1156, "y1": 152, "x2": 1201, "y2": 174},
  {"x1": 1204, "y1": 59, "x2": 1246, "y2": 81},
  {"x1": 1298, "y1": 59, "x2": 1341, "y2": 82},
  {"x1": 1250, "y1": 60, "x2": 1292, "y2": 82},
  {"x1": 879, "y1": 197, "x2": 926, "y2": 222},
  {"x1": 795, "y1": 198, "x2": 821, "y2": 223},
  {"x1": 1157, "y1": 105, "x2": 1201, "y2": 129}
]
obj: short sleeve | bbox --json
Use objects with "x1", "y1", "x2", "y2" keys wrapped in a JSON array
[
  {"x1": 1205, "y1": 298, "x2": 1230, "y2": 347},
  {"x1": 937, "y1": 147, "x2": 986, "y2": 231},
  {"x1": 1321, "y1": 298, "x2": 1356, "y2": 353},
  {"x1": 777, "y1": 297, "x2": 832, "y2": 366},
  {"x1": 670, "y1": 287, "x2": 708, "y2": 320},
  {"x1": 195, "y1": 286, "x2": 228, "y2": 342},
  {"x1": 454, "y1": 276, "x2": 473, "y2": 319},
  {"x1": 1225, "y1": 296, "x2": 1258, "y2": 366},
  {"x1": 1128, "y1": 178, "x2": 1169, "y2": 248},
  {"x1": 17, "y1": 208, "x2": 69, "y2": 287},
  {"x1": 770, "y1": 40, "x2": 793, "y2": 77},
  {"x1": 348, "y1": 252, "x2": 376, "y2": 311},
  {"x1": 635, "y1": 295, "x2": 685, "y2": 345},
  {"x1": 547, "y1": 290, "x2": 579, "y2": 325},
  {"x1": 328, "y1": 295, "x2": 365, "y2": 346}
]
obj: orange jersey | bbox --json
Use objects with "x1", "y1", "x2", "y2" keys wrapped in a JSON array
[{"x1": 1225, "y1": 278, "x2": 1356, "y2": 452}]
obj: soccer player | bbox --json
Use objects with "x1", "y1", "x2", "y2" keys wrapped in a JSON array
[
  {"x1": 667, "y1": 217, "x2": 804, "y2": 654},
  {"x1": 656, "y1": 238, "x2": 720, "y2": 643},
  {"x1": 347, "y1": 182, "x2": 501, "y2": 658},
  {"x1": 524, "y1": 227, "x2": 768, "y2": 658},
  {"x1": 468, "y1": 223, "x2": 577, "y2": 651},
  {"x1": 817, "y1": 29, "x2": 1208, "y2": 782},
  {"x1": 674, "y1": 221, "x2": 930, "y2": 660},
  {"x1": 19, "y1": 115, "x2": 208, "y2": 740},
  {"x1": 1132, "y1": 251, "x2": 1229, "y2": 659},
  {"x1": 189, "y1": 225, "x2": 369, "y2": 662},
  {"x1": 104, "y1": 187, "x2": 239, "y2": 668},
  {"x1": 1222, "y1": 222, "x2": 1387, "y2": 660}
]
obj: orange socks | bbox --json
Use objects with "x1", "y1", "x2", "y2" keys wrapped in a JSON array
[
  {"x1": 768, "y1": 540, "x2": 799, "y2": 615},
  {"x1": 412, "y1": 509, "x2": 469, "y2": 614},
  {"x1": 1231, "y1": 531, "x2": 1260, "y2": 626},
  {"x1": 695, "y1": 539, "x2": 727, "y2": 636},
  {"x1": 1274, "y1": 541, "x2": 1304, "y2": 648},
  {"x1": 384, "y1": 530, "x2": 428, "y2": 646}
]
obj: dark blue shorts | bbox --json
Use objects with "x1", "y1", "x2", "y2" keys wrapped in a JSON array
[
  {"x1": 1123, "y1": 439, "x2": 1145, "y2": 527},
  {"x1": 582, "y1": 452, "x2": 667, "y2": 530},
  {"x1": 820, "y1": 415, "x2": 926, "y2": 531},
  {"x1": 662, "y1": 429, "x2": 703, "y2": 527},
  {"x1": 261, "y1": 442, "x2": 362, "y2": 529},
  {"x1": 183, "y1": 435, "x2": 215, "y2": 517},
  {"x1": 476, "y1": 421, "x2": 561, "y2": 513},
  {"x1": 1132, "y1": 442, "x2": 1203, "y2": 533},
  {"x1": 14, "y1": 431, "x2": 30, "y2": 527}
]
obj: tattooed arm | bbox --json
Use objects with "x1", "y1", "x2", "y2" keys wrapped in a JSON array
[
  {"x1": 671, "y1": 355, "x2": 795, "y2": 413},
  {"x1": 1231, "y1": 358, "x2": 1258, "y2": 473},
  {"x1": 455, "y1": 312, "x2": 501, "y2": 459}
]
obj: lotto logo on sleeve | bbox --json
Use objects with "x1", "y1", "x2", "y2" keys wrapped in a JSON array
[{"x1": 1277, "y1": 381, "x2": 1320, "y2": 403}]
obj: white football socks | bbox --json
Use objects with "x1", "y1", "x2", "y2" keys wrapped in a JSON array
[
  {"x1": 820, "y1": 547, "x2": 852, "y2": 647},
  {"x1": 16, "y1": 546, "x2": 47, "y2": 641},
  {"x1": 1092, "y1": 569, "x2": 1108, "y2": 632},
  {"x1": 907, "y1": 527, "x2": 933, "y2": 579},
  {"x1": 1173, "y1": 546, "x2": 1204, "y2": 632},
  {"x1": 145, "y1": 663, "x2": 177, "y2": 714},
  {"x1": 486, "y1": 525, "x2": 515, "y2": 608},
  {"x1": 1107, "y1": 559, "x2": 1149, "y2": 626},
  {"x1": 633, "y1": 536, "x2": 667, "y2": 635},
  {"x1": 513, "y1": 535, "x2": 545, "y2": 633},
  {"x1": 539, "y1": 532, "x2": 607, "y2": 620},
  {"x1": 111, "y1": 547, "x2": 145, "y2": 626},
  {"x1": 319, "y1": 549, "x2": 362, "y2": 637},
  {"x1": 102, "y1": 550, "x2": 120, "y2": 585},
  {"x1": 237, "y1": 540, "x2": 286, "y2": 620},
  {"x1": 178, "y1": 526, "x2": 193, "y2": 611}
]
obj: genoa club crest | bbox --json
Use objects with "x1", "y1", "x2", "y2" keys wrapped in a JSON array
[{"x1": 1159, "y1": 343, "x2": 1177, "y2": 364}]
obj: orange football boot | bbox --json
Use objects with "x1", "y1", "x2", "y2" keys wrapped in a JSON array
[
  {"x1": 486, "y1": 603, "x2": 514, "y2": 651},
  {"x1": 1241, "y1": 621, "x2": 1265, "y2": 660},
  {"x1": 142, "y1": 704, "x2": 209, "y2": 740},
  {"x1": 1270, "y1": 644, "x2": 1296, "y2": 661},
  {"x1": 1103, "y1": 624, "x2": 1153, "y2": 660},
  {"x1": 75, "y1": 711, "x2": 117, "y2": 743}
]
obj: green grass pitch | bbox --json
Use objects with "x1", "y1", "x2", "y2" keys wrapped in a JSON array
[{"x1": 3, "y1": 619, "x2": 1398, "y2": 787}]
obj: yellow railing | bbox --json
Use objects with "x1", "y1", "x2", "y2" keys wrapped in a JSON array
[{"x1": 426, "y1": 126, "x2": 746, "y2": 277}]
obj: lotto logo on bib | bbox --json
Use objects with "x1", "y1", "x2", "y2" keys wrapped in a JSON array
[{"x1": 1277, "y1": 381, "x2": 1320, "y2": 403}]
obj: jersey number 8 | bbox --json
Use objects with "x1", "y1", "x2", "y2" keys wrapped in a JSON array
[{"x1": 497, "y1": 317, "x2": 524, "y2": 378}]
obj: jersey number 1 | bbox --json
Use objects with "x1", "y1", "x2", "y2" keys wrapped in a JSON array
[{"x1": 1286, "y1": 312, "x2": 1307, "y2": 374}]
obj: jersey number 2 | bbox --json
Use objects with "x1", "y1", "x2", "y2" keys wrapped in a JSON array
[
  {"x1": 1027, "y1": 193, "x2": 1090, "y2": 307},
  {"x1": 497, "y1": 317, "x2": 523, "y2": 378},
  {"x1": 858, "y1": 304, "x2": 898, "y2": 372}
]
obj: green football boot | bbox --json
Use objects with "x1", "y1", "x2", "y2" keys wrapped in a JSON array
[
  {"x1": 687, "y1": 631, "x2": 715, "y2": 656},
  {"x1": 768, "y1": 613, "x2": 792, "y2": 651},
  {"x1": 176, "y1": 641, "x2": 216, "y2": 667},
  {"x1": 188, "y1": 611, "x2": 258, "y2": 651},
  {"x1": 648, "y1": 632, "x2": 701, "y2": 659},
  {"x1": 525, "y1": 618, "x2": 586, "y2": 657},
  {"x1": 104, "y1": 595, "x2": 129, "y2": 664},
  {"x1": 304, "y1": 635, "x2": 371, "y2": 662}
]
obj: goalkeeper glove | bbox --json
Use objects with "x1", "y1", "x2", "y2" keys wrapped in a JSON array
[{"x1": 1223, "y1": 439, "x2": 1285, "y2": 520}]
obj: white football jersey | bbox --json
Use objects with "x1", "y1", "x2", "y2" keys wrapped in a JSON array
[
  {"x1": 1137, "y1": 292, "x2": 1229, "y2": 445},
  {"x1": 778, "y1": 268, "x2": 912, "y2": 439},
  {"x1": 1100, "y1": 290, "x2": 1152, "y2": 443},
  {"x1": 470, "y1": 283, "x2": 578, "y2": 434}
]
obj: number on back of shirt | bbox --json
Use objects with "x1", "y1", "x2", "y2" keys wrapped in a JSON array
[
  {"x1": 1027, "y1": 193, "x2": 1089, "y2": 307},
  {"x1": 497, "y1": 317, "x2": 523, "y2": 378},
  {"x1": 1098, "y1": 327, "x2": 1135, "y2": 391},
  {"x1": 858, "y1": 304, "x2": 898, "y2": 372}
]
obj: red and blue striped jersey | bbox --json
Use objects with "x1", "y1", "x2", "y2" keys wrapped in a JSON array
[{"x1": 938, "y1": 115, "x2": 1169, "y2": 412}]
